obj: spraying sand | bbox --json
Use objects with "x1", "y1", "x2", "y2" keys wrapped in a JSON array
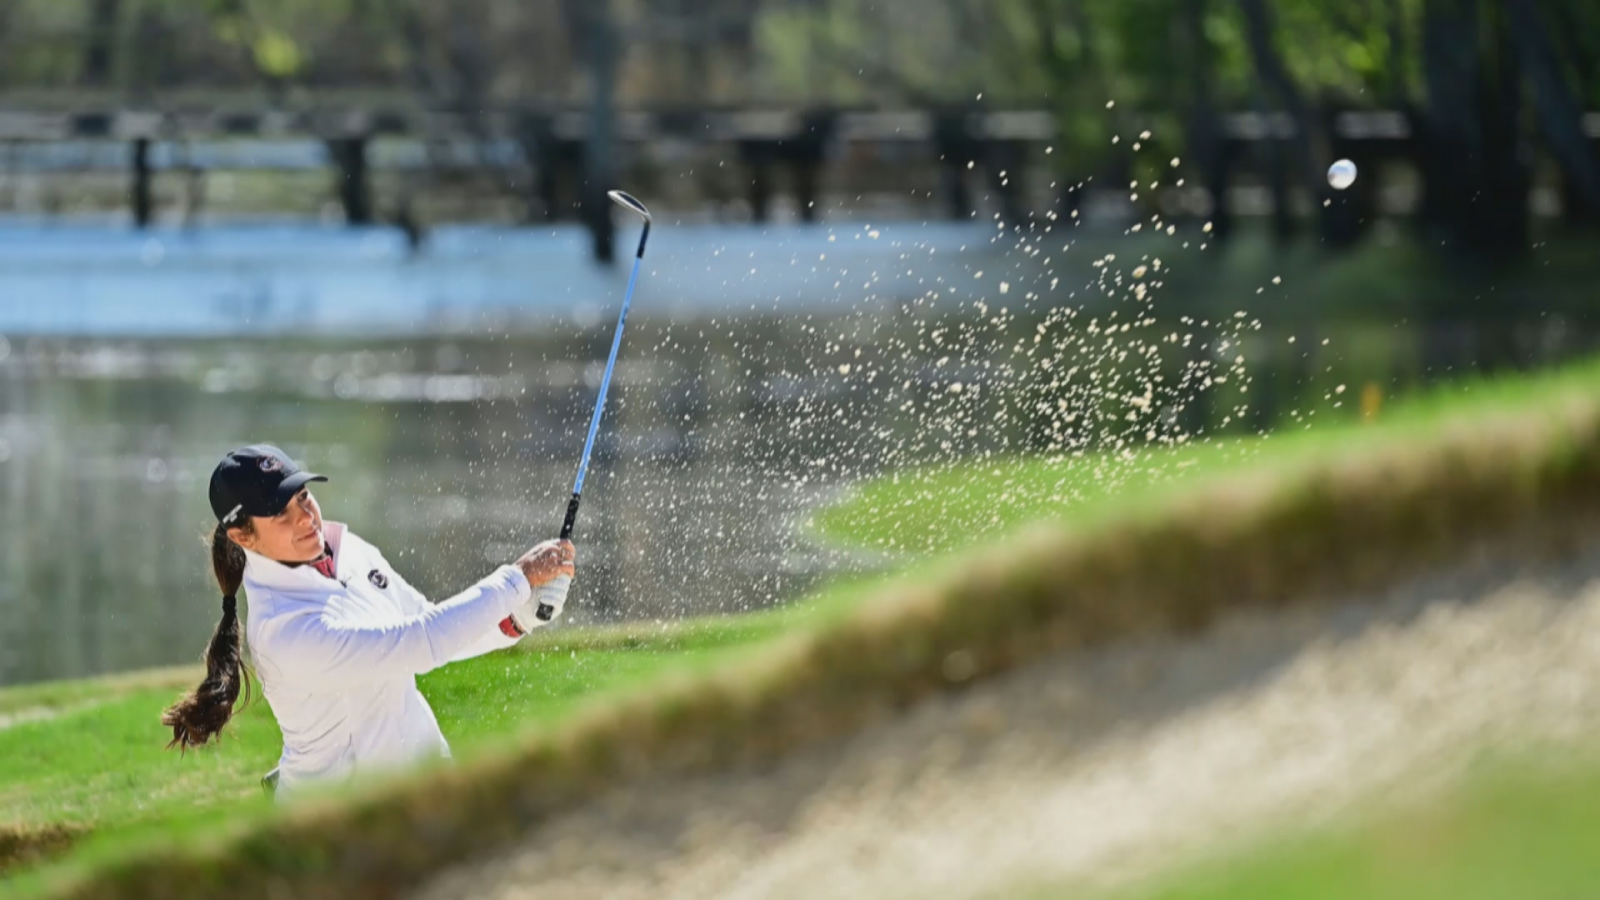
[{"x1": 413, "y1": 546, "x2": 1600, "y2": 900}]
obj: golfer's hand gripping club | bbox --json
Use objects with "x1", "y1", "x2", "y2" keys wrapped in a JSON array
[
  {"x1": 533, "y1": 495, "x2": 582, "y2": 620},
  {"x1": 513, "y1": 538, "x2": 575, "y2": 632}
]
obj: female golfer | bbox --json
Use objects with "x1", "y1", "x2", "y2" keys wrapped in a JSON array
[{"x1": 161, "y1": 444, "x2": 573, "y2": 800}]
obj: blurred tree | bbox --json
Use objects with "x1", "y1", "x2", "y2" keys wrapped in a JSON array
[
  {"x1": 1506, "y1": 0, "x2": 1600, "y2": 216},
  {"x1": 1239, "y1": 0, "x2": 1322, "y2": 241},
  {"x1": 584, "y1": 0, "x2": 618, "y2": 263},
  {"x1": 81, "y1": 0, "x2": 122, "y2": 86},
  {"x1": 5, "y1": 0, "x2": 1600, "y2": 262}
]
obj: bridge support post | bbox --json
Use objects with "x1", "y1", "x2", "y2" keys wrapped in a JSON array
[
  {"x1": 536, "y1": 150, "x2": 560, "y2": 222},
  {"x1": 792, "y1": 110, "x2": 833, "y2": 224},
  {"x1": 516, "y1": 113, "x2": 564, "y2": 223},
  {"x1": 986, "y1": 140, "x2": 1026, "y2": 226},
  {"x1": 935, "y1": 112, "x2": 977, "y2": 220},
  {"x1": 130, "y1": 138, "x2": 153, "y2": 228},
  {"x1": 329, "y1": 136, "x2": 372, "y2": 225},
  {"x1": 794, "y1": 156, "x2": 820, "y2": 222},
  {"x1": 740, "y1": 142, "x2": 775, "y2": 222}
]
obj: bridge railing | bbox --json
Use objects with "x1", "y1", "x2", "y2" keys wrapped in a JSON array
[{"x1": 3, "y1": 104, "x2": 1597, "y2": 259}]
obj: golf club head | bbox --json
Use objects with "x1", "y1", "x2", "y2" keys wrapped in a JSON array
[{"x1": 608, "y1": 190, "x2": 652, "y2": 222}]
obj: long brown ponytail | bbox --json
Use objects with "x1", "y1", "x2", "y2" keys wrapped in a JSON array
[{"x1": 161, "y1": 520, "x2": 253, "y2": 750}]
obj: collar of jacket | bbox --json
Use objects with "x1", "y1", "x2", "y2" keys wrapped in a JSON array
[{"x1": 243, "y1": 521, "x2": 350, "y2": 593}]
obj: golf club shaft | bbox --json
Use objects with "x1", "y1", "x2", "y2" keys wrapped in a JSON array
[
  {"x1": 554, "y1": 255, "x2": 639, "y2": 540},
  {"x1": 538, "y1": 222, "x2": 650, "y2": 620}
]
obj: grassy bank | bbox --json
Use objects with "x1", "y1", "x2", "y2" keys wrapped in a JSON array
[
  {"x1": 5, "y1": 357, "x2": 1600, "y2": 898},
  {"x1": 1079, "y1": 752, "x2": 1600, "y2": 900}
]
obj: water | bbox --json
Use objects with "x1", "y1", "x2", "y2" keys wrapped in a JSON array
[
  {"x1": 0, "y1": 330, "x2": 854, "y2": 686},
  {"x1": 0, "y1": 219, "x2": 1034, "y2": 336},
  {"x1": 1, "y1": 220, "x2": 1592, "y2": 686}
]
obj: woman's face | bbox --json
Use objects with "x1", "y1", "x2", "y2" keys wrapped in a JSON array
[{"x1": 229, "y1": 488, "x2": 325, "y2": 563}]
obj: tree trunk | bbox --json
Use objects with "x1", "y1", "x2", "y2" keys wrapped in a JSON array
[
  {"x1": 1471, "y1": 3, "x2": 1528, "y2": 262},
  {"x1": 1265, "y1": 113, "x2": 1296, "y2": 243},
  {"x1": 1502, "y1": 0, "x2": 1600, "y2": 216},
  {"x1": 1182, "y1": 0, "x2": 1234, "y2": 240},
  {"x1": 81, "y1": 0, "x2": 122, "y2": 87},
  {"x1": 1546, "y1": 0, "x2": 1599, "y2": 95},
  {"x1": 584, "y1": 0, "x2": 618, "y2": 264},
  {"x1": 1419, "y1": 0, "x2": 1489, "y2": 253},
  {"x1": 399, "y1": 0, "x2": 439, "y2": 97},
  {"x1": 1417, "y1": 0, "x2": 1478, "y2": 371},
  {"x1": 1384, "y1": 0, "x2": 1409, "y2": 105},
  {"x1": 126, "y1": 6, "x2": 171, "y2": 92},
  {"x1": 1237, "y1": 0, "x2": 1323, "y2": 208}
]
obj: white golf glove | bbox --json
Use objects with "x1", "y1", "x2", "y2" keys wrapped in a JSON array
[{"x1": 512, "y1": 574, "x2": 571, "y2": 633}]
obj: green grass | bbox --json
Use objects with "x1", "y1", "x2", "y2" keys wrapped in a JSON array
[
  {"x1": 0, "y1": 668, "x2": 200, "y2": 720},
  {"x1": 0, "y1": 612, "x2": 815, "y2": 859},
  {"x1": 0, "y1": 597, "x2": 885, "y2": 896},
  {"x1": 422, "y1": 607, "x2": 831, "y2": 754},
  {"x1": 5, "y1": 353, "x2": 1600, "y2": 891},
  {"x1": 1049, "y1": 755, "x2": 1600, "y2": 900}
]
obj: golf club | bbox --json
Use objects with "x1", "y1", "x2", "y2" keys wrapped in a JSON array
[{"x1": 534, "y1": 190, "x2": 653, "y2": 621}]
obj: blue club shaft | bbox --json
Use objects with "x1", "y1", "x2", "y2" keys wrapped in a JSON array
[
  {"x1": 540, "y1": 210, "x2": 649, "y2": 621},
  {"x1": 573, "y1": 255, "x2": 642, "y2": 498}
]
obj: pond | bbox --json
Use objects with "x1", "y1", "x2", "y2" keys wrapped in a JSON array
[{"x1": 1, "y1": 220, "x2": 1592, "y2": 685}]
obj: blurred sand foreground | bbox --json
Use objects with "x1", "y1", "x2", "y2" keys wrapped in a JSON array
[{"x1": 415, "y1": 547, "x2": 1600, "y2": 900}]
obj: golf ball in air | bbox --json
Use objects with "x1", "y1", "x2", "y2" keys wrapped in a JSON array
[{"x1": 1328, "y1": 159, "x2": 1358, "y2": 190}]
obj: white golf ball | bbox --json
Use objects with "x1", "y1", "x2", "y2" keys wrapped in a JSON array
[{"x1": 1328, "y1": 159, "x2": 1358, "y2": 191}]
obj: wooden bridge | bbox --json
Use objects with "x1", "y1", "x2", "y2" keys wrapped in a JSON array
[{"x1": 4, "y1": 98, "x2": 1596, "y2": 260}]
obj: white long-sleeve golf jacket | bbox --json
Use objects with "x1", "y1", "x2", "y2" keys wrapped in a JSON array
[{"x1": 242, "y1": 521, "x2": 528, "y2": 801}]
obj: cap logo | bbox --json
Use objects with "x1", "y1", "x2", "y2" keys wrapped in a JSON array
[
  {"x1": 259, "y1": 457, "x2": 283, "y2": 473},
  {"x1": 368, "y1": 569, "x2": 389, "y2": 589}
]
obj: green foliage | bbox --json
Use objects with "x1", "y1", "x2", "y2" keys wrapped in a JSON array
[
  {"x1": 1267, "y1": 0, "x2": 1416, "y2": 99},
  {"x1": 2, "y1": 0, "x2": 1595, "y2": 164},
  {"x1": 248, "y1": 29, "x2": 303, "y2": 79}
]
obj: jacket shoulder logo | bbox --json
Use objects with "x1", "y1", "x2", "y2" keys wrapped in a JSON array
[{"x1": 367, "y1": 569, "x2": 389, "y2": 589}]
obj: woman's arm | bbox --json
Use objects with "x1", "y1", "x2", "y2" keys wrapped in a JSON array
[
  {"x1": 449, "y1": 618, "x2": 523, "y2": 661},
  {"x1": 373, "y1": 551, "x2": 523, "y2": 661},
  {"x1": 378, "y1": 549, "x2": 536, "y2": 661},
  {"x1": 262, "y1": 566, "x2": 531, "y2": 686}
]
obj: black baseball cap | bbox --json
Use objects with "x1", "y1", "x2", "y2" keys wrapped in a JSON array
[{"x1": 209, "y1": 444, "x2": 328, "y2": 525}]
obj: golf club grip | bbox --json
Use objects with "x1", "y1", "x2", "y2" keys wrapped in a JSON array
[
  {"x1": 560, "y1": 492, "x2": 581, "y2": 541},
  {"x1": 536, "y1": 493, "x2": 582, "y2": 621}
]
